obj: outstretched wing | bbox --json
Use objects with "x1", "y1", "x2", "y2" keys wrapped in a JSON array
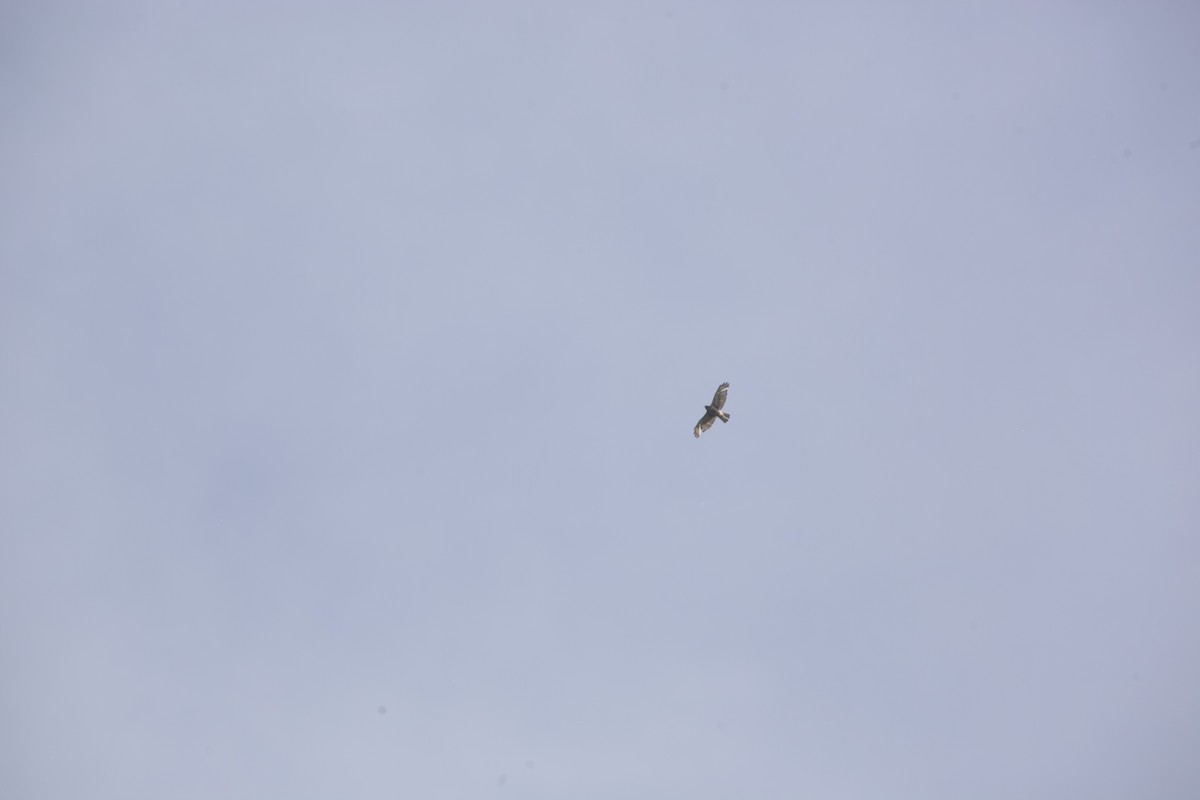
[
  {"x1": 710, "y1": 382, "x2": 730, "y2": 411},
  {"x1": 694, "y1": 411, "x2": 717, "y2": 438}
]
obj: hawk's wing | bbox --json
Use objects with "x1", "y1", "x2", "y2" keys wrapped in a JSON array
[
  {"x1": 710, "y1": 382, "x2": 730, "y2": 411},
  {"x1": 694, "y1": 411, "x2": 717, "y2": 438}
]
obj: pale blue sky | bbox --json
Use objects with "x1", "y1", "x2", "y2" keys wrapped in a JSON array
[{"x1": 3, "y1": 2, "x2": 1199, "y2": 798}]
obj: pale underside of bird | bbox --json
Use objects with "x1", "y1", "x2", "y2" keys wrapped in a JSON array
[{"x1": 694, "y1": 382, "x2": 731, "y2": 438}]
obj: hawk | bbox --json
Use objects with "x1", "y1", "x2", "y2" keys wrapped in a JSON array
[{"x1": 693, "y1": 382, "x2": 731, "y2": 438}]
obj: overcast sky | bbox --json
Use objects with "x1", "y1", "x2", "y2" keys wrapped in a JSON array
[{"x1": 3, "y1": 2, "x2": 1199, "y2": 798}]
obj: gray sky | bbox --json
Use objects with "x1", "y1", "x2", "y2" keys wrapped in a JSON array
[{"x1": 3, "y1": 2, "x2": 1199, "y2": 798}]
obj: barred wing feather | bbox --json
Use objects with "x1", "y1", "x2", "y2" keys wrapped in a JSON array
[{"x1": 710, "y1": 382, "x2": 729, "y2": 411}]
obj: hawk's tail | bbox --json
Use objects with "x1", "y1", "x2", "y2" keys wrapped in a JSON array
[{"x1": 719, "y1": 412, "x2": 731, "y2": 423}]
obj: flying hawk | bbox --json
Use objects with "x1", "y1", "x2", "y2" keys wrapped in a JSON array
[{"x1": 694, "y1": 382, "x2": 731, "y2": 438}]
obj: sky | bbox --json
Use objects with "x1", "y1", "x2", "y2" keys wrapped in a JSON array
[{"x1": 3, "y1": 2, "x2": 1199, "y2": 798}]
